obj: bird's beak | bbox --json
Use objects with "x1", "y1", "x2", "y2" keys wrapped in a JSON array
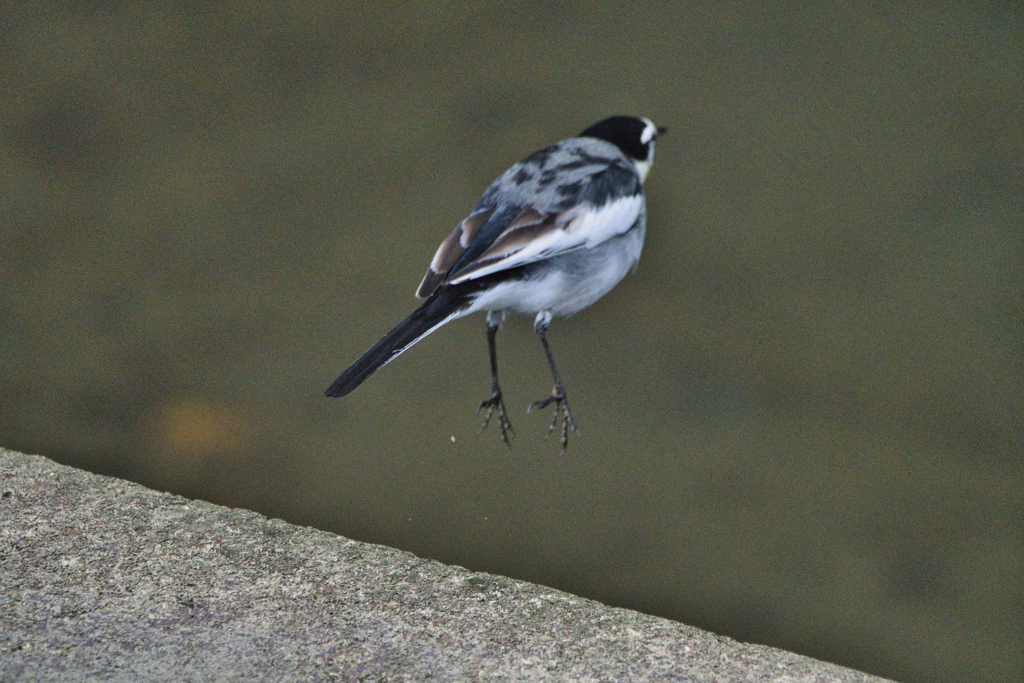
[{"x1": 655, "y1": 126, "x2": 667, "y2": 137}]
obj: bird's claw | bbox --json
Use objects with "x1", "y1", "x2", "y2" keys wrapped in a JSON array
[
  {"x1": 478, "y1": 388, "x2": 514, "y2": 446},
  {"x1": 528, "y1": 383, "x2": 579, "y2": 454}
]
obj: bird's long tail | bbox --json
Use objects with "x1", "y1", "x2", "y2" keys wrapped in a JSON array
[{"x1": 324, "y1": 286, "x2": 468, "y2": 397}]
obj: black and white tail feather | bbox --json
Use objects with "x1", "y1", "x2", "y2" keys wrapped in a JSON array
[{"x1": 325, "y1": 115, "x2": 664, "y2": 453}]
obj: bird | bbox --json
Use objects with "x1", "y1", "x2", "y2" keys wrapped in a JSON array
[{"x1": 325, "y1": 115, "x2": 664, "y2": 452}]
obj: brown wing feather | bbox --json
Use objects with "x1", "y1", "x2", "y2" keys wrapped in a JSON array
[
  {"x1": 415, "y1": 207, "x2": 495, "y2": 299},
  {"x1": 444, "y1": 208, "x2": 562, "y2": 282}
]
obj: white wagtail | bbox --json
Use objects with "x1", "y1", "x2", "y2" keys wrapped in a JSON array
[{"x1": 326, "y1": 115, "x2": 664, "y2": 452}]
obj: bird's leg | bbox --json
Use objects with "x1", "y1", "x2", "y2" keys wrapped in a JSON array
[
  {"x1": 477, "y1": 310, "x2": 514, "y2": 445},
  {"x1": 527, "y1": 311, "x2": 579, "y2": 453}
]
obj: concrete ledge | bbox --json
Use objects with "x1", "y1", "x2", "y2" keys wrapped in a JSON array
[{"x1": 0, "y1": 448, "x2": 891, "y2": 682}]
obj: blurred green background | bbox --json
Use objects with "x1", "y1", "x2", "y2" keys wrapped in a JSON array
[{"x1": 2, "y1": 3, "x2": 1022, "y2": 681}]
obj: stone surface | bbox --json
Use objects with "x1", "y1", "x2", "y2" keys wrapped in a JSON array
[{"x1": 0, "y1": 448, "x2": 893, "y2": 682}]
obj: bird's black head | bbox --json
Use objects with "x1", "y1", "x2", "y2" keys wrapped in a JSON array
[{"x1": 579, "y1": 115, "x2": 665, "y2": 162}]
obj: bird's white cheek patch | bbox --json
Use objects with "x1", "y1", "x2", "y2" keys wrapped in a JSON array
[{"x1": 640, "y1": 118, "x2": 658, "y2": 143}]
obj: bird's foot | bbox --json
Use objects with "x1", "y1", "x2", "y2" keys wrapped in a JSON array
[
  {"x1": 528, "y1": 383, "x2": 579, "y2": 454},
  {"x1": 478, "y1": 388, "x2": 514, "y2": 446}
]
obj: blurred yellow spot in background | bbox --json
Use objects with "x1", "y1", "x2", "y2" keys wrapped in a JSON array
[{"x1": 160, "y1": 400, "x2": 249, "y2": 463}]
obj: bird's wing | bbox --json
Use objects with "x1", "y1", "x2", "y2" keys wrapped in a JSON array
[
  {"x1": 415, "y1": 152, "x2": 643, "y2": 298},
  {"x1": 445, "y1": 194, "x2": 643, "y2": 284},
  {"x1": 415, "y1": 206, "x2": 496, "y2": 298}
]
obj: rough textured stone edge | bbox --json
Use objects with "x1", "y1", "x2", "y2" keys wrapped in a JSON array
[{"x1": 0, "y1": 448, "x2": 894, "y2": 682}]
